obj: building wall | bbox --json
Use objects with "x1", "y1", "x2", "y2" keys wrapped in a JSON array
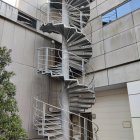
[
  {"x1": 87, "y1": 1, "x2": 140, "y2": 139},
  {"x1": 0, "y1": 16, "x2": 55, "y2": 138},
  {"x1": 88, "y1": 87, "x2": 134, "y2": 140},
  {"x1": 127, "y1": 81, "x2": 140, "y2": 140},
  {"x1": 84, "y1": 0, "x2": 140, "y2": 88}
]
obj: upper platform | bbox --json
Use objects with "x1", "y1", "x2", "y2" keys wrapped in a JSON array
[{"x1": 40, "y1": 0, "x2": 90, "y2": 31}]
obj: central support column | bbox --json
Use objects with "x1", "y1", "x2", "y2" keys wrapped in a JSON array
[
  {"x1": 62, "y1": 0, "x2": 69, "y2": 80},
  {"x1": 61, "y1": 1, "x2": 70, "y2": 140},
  {"x1": 61, "y1": 83, "x2": 70, "y2": 140}
]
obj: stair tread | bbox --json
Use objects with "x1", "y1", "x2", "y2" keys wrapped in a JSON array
[
  {"x1": 69, "y1": 89, "x2": 94, "y2": 94},
  {"x1": 38, "y1": 130, "x2": 63, "y2": 137}
]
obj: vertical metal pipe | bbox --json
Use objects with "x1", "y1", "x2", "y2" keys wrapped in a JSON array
[
  {"x1": 62, "y1": 0, "x2": 69, "y2": 26},
  {"x1": 84, "y1": 119, "x2": 88, "y2": 140},
  {"x1": 42, "y1": 103, "x2": 46, "y2": 135},
  {"x1": 61, "y1": 1, "x2": 70, "y2": 140},
  {"x1": 45, "y1": 48, "x2": 49, "y2": 73},
  {"x1": 61, "y1": 83, "x2": 70, "y2": 140},
  {"x1": 62, "y1": 37, "x2": 69, "y2": 80},
  {"x1": 47, "y1": 0, "x2": 50, "y2": 23},
  {"x1": 82, "y1": 59, "x2": 85, "y2": 85},
  {"x1": 80, "y1": 11, "x2": 83, "y2": 32},
  {"x1": 37, "y1": 49, "x2": 40, "y2": 71}
]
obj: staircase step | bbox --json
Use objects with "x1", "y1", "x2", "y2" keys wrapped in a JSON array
[
  {"x1": 46, "y1": 113, "x2": 61, "y2": 118},
  {"x1": 70, "y1": 107, "x2": 85, "y2": 113},
  {"x1": 70, "y1": 98, "x2": 95, "y2": 104},
  {"x1": 69, "y1": 61, "x2": 82, "y2": 71},
  {"x1": 68, "y1": 38, "x2": 91, "y2": 48},
  {"x1": 35, "y1": 121, "x2": 61, "y2": 127},
  {"x1": 68, "y1": 84, "x2": 87, "y2": 90},
  {"x1": 37, "y1": 125, "x2": 62, "y2": 131},
  {"x1": 70, "y1": 103, "x2": 91, "y2": 108},
  {"x1": 69, "y1": 51, "x2": 92, "y2": 57},
  {"x1": 68, "y1": 89, "x2": 94, "y2": 94},
  {"x1": 68, "y1": 45, "x2": 92, "y2": 51},
  {"x1": 45, "y1": 117, "x2": 61, "y2": 121},
  {"x1": 68, "y1": 87, "x2": 89, "y2": 93},
  {"x1": 69, "y1": 93, "x2": 95, "y2": 98},
  {"x1": 38, "y1": 130, "x2": 63, "y2": 137},
  {"x1": 69, "y1": 55, "x2": 88, "y2": 62},
  {"x1": 65, "y1": 79, "x2": 78, "y2": 84}
]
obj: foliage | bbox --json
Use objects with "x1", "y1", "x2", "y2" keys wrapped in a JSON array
[{"x1": 0, "y1": 47, "x2": 27, "y2": 140}]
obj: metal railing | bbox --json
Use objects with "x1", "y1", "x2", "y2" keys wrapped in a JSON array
[
  {"x1": 37, "y1": 47, "x2": 94, "y2": 87},
  {"x1": 40, "y1": 2, "x2": 90, "y2": 31},
  {"x1": 33, "y1": 97, "x2": 99, "y2": 140}
]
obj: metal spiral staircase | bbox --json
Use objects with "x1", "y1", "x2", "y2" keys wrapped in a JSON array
[{"x1": 33, "y1": 0, "x2": 99, "y2": 139}]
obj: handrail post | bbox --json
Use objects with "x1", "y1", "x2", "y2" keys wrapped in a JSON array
[
  {"x1": 47, "y1": 0, "x2": 50, "y2": 23},
  {"x1": 45, "y1": 48, "x2": 49, "y2": 73},
  {"x1": 84, "y1": 118, "x2": 87, "y2": 140},
  {"x1": 42, "y1": 103, "x2": 46, "y2": 135},
  {"x1": 80, "y1": 10, "x2": 83, "y2": 32},
  {"x1": 82, "y1": 59, "x2": 85, "y2": 85},
  {"x1": 37, "y1": 49, "x2": 40, "y2": 71}
]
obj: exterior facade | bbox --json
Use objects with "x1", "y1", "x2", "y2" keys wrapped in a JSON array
[{"x1": 0, "y1": 0, "x2": 140, "y2": 140}]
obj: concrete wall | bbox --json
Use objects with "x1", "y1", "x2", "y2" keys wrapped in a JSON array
[
  {"x1": 127, "y1": 81, "x2": 140, "y2": 140},
  {"x1": 88, "y1": 87, "x2": 134, "y2": 140},
  {"x1": 85, "y1": 1, "x2": 140, "y2": 88},
  {"x1": 0, "y1": 16, "x2": 54, "y2": 138}
]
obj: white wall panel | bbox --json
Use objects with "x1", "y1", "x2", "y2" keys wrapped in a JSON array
[
  {"x1": 91, "y1": 88, "x2": 134, "y2": 140},
  {"x1": 127, "y1": 81, "x2": 140, "y2": 140}
]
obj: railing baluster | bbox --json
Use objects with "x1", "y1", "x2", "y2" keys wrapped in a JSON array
[
  {"x1": 45, "y1": 48, "x2": 49, "y2": 73},
  {"x1": 80, "y1": 10, "x2": 83, "y2": 32},
  {"x1": 84, "y1": 118, "x2": 88, "y2": 140},
  {"x1": 82, "y1": 59, "x2": 85, "y2": 85},
  {"x1": 42, "y1": 103, "x2": 46, "y2": 135},
  {"x1": 37, "y1": 50, "x2": 40, "y2": 71},
  {"x1": 47, "y1": 0, "x2": 50, "y2": 23}
]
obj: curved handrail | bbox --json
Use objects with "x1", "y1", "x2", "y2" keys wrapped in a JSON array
[
  {"x1": 33, "y1": 110, "x2": 97, "y2": 140},
  {"x1": 37, "y1": 46, "x2": 95, "y2": 88},
  {"x1": 40, "y1": 1, "x2": 90, "y2": 30},
  {"x1": 34, "y1": 97, "x2": 99, "y2": 133}
]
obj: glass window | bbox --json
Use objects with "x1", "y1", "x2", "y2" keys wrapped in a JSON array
[
  {"x1": 102, "y1": 10, "x2": 117, "y2": 25},
  {"x1": 116, "y1": 1, "x2": 131, "y2": 18},
  {"x1": 131, "y1": 0, "x2": 140, "y2": 11}
]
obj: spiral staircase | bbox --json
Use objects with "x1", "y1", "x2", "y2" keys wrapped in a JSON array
[{"x1": 33, "y1": 0, "x2": 99, "y2": 140}]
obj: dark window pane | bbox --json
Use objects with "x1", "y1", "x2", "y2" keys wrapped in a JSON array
[
  {"x1": 17, "y1": 11, "x2": 37, "y2": 29},
  {"x1": 102, "y1": 10, "x2": 117, "y2": 25},
  {"x1": 116, "y1": 1, "x2": 131, "y2": 18},
  {"x1": 131, "y1": 0, "x2": 140, "y2": 11}
]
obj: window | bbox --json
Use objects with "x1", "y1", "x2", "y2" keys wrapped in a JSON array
[
  {"x1": 17, "y1": 11, "x2": 37, "y2": 29},
  {"x1": 102, "y1": 9, "x2": 117, "y2": 25},
  {"x1": 102, "y1": 0, "x2": 140, "y2": 26},
  {"x1": 116, "y1": 2, "x2": 131, "y2": 18},
  {"x1": 131, "y1": 0, "x2": 140, "y2": 11}
]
